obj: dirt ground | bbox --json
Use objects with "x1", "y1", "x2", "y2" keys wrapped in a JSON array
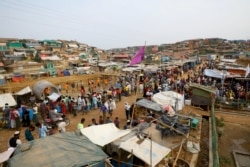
[
  {"x1": 0, "y1": 73, "x2": 137, "y2": 152},
  {"x1": 1, "y1": 74, "x2": 250, "y2": 167}
]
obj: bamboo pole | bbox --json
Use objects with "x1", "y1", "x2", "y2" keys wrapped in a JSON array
[
  {"x1": 130, "y1": 42, "x2": 146, "y2": 127},
  {"x1": 173, "y1": 139, "x2": 185, "y2": 167}
]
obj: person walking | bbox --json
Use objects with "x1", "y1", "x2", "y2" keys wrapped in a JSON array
[
  {"x1": 114, "y1": 117, "x2": 120, "y2": 128},
  {"x1": 106, "y1": 98, "x2": 116, "y2": 117},
  {"x1": 124, "y1": 102, "x2": 131, "y2": 120},
  {"x1": 100, "y1": 100, "x2": 108, "y2": 122}
]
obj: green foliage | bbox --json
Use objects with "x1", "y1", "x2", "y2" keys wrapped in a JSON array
[
  {"x1": 217, "y1": 130, "x2": 223, "y2": 138},
  {"x1": 215, "y1": 117, "x2": 224, "y2": 127},
  {"x1": 219, "y1": 156, "x2": 231, "y2": 166}
]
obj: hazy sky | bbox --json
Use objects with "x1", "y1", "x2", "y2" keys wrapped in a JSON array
[{"x1": 0, "y1": 0, "x2": 250, "y2": 50}]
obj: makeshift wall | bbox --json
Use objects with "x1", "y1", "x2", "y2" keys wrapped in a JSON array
[{"x1": 32, "y1": 80, "x2": 59, "y2": 100}]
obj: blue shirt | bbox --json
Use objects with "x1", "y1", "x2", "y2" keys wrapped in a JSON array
[{"x1": 39, "y1": 124, "x2": 48, "y2": 138}]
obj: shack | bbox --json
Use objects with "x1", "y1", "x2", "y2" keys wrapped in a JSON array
[{"x1": 189, "y1": 83, "x2": 217, "y2": 108}]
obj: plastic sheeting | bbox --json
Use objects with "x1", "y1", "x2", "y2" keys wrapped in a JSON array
[
  {"x1": 203, "y1": 69, "x2": 241, "y2": 79},
  {"x1": 136, "y1": 98, "x2": 162, "y2": 112},
  {"x1": 80, "y1": 123, "x2": 131, "y2": 147},
  {"x1": 0, "y1": 148, "x2": 15, "y2": 163},
  {"x1": 14, "y1": 86, "x2": 32, "y2": 95},
  {"x1": 9, "y1": 132, "x2": 108, "y2": 167},
  {"x1": 151, "y1": 91, "x2": 184, "y2": 111},
  {"x1": 0, "y1": 93, "x2": 17, "y2": 107},
  {"x1": 41, "y1": 55, "x2": 61, "y2": 61},
  {"x1": 119, "y1": 136, "x2": 171, "y2": 167},
  {"x1": 47, "y1": 92, "x2": 60, "y2": 101}
]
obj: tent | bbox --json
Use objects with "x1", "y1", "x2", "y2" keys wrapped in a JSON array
[
  {"x1": 0, "y1": 93, "x2": 17, "y2": 107},
  {"x1": 32, "y1": 80, "x2": 60, "y2": 100},
  {"x1": 151, "y1": 91, "x2": 184, "y2": 111},
  {"x1": 14, "y1": 86, "x2": 32, "y2": 95},
  {"x1": 135, "y1": 98, "x2": 162, "y2": 112},
  {"x1": 8, "y1": 132, "x2": 108, "y2": 167},
  {"x1": 80, "y1": 123, "x2": 131, "y2": 147},
  {"x1": 119, "y1": 136, "x2": 171, "y2": 167}
]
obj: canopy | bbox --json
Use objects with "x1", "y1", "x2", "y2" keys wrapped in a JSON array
[
  {"x1": 151, "y1": 91, "x2": 184, "y2": 111},
  {"x1": 136, "y1": 98, "x2": 162, "y2": 112},
  {"x1": 47, "y1": 92, "x2": 60, "y2": 101},
  {"x1": 119, "y1": 136, "x2": 171, "y2": 167},
  {"x1": 203, "y1": 69, "x2": 241, "y2": 79},
  {"x1": 14, "y1": 86, "x2": 32, "y2": 95},
  {"x1": 80, "y1": 123, "x2": 131, "y2": 147},
  {"x1": 0, "y1": 148, "x2": 15, "y2": 164},
  {"x1": 203, "y1": 69, "x2": 226, "y2": 79},
  {"x1": 220, "y1": 58, "x2": 236, "y2": 63},
  {"x1": 32, "y1": 80, "x2": 60, "y2": 100},
  {"x1": 9, "y1": 132, "x2": 108, "y2": 167},
  {"x1": 0, "y1": 93, "x2": 17, "y2": 107}
]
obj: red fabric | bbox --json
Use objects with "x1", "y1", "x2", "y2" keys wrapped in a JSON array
[
  {"x1": 12, "y1": 76, "x2": 24, "y2": 82},
  {"x1": 60, "y1": 102, "x2": 67, "y2": 114}
]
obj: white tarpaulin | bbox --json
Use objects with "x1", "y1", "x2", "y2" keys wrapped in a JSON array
[
  {"x1": 119, "y1": 136, "x2": 171, "y2": 167},
  {"x1": 203, "y1": 69, "x2": 241, "y2": 79},
  {"x1": 47, "y1": 92, "x2": 61, "y2": 101},
  {"x1": 0, "y1": 93, "x2": 17, "y2": 107},
  {"x1": 80, "y1": 123, "x2": 131, "y2": 147},
  {"x1": 41, "y1": 55, "x2": 61, "y2": 61},
  {"x1": 220, "y1": 58, "x2": 236, "y2": 63},
  {"x1": 151, "y1": 91, "x2": 184, "y2": 111},
  {"x1": 14, "y1": 86, "x2": 32, "y2": 95},
  {"x1": 203, "y1": 69, "x2": 225, "y2": 79},
  {"x1": 0, "y1": 148, "x2": 15, "y2": 163}
]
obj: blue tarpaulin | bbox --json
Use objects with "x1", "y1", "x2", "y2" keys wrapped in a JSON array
[{"x1": 62, "y1": 69, "x2": 70, "y2": 76}]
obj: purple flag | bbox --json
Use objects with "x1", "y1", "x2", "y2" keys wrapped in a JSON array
[{"x1": 130, "y1": 46, "x2": 145, "y2": 65}]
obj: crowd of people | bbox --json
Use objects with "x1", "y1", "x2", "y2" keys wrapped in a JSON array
[{"x1": 4, "y1": 58, "x2": 250, "y2": 150}]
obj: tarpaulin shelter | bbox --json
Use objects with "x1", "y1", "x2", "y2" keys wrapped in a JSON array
[
  {"x1": 32, "y1": 80, "x2": 60, "y2": 100},
  {"x1": 80, "y1": 123, "x2": 131, "y2": 147},
  {"x1": 135, "y1": 98, "x2": 162, "y2": 112},
  {"x1": 13, "y1": 86, "x2": 33, "y2": 106},
  {"x1": 203, "y1": 69, "x2": 241, "y2": 79},
  {"x1": 62, "y1": 69, "x2": 70, "y2": 76},
  {"x1": 14, "y1": 86, "x2": 32, "y2": 95},
  {"x1": 0, "y1": 93, "x2": 17, "y2": 107},
  {"x1": 8, "y1": 132, "x2": 108, "y2": 167},
  {"x1": 151, "y1": 91, "x2": 184, "y2": 111},
  {"x1": 189, "y1": 83, "x2": 217, "y2": 106},
  {"x1": 12, "y1": 73, "x2": 25, "y2": 82},
  {"x1": 119, "y1": 135, "x2": 171, "y2": 167}
]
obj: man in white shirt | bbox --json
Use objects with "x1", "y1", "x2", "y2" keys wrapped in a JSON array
[{"x1": 124, "y1": 102, "x2": 131, "y2": 120}]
